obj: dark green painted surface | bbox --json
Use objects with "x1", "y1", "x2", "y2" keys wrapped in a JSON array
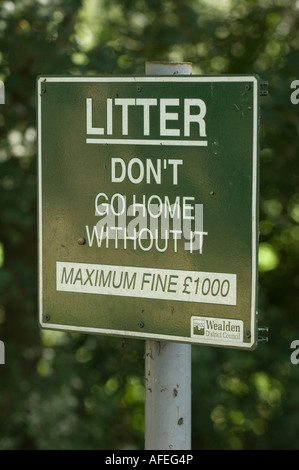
[{"x1": 37, "y1": 76, "x2": 260, "y2": 349}]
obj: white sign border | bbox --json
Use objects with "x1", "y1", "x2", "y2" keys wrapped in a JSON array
[{"x1": 37, "y1": 75, "x2": 259, "y2": 349}]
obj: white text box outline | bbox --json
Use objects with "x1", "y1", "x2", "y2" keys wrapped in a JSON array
[{"x1": 56, "y1": 261, "x2": 237, "y2": 306}]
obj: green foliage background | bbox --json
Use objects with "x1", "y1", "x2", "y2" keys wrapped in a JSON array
[{"x1": 0, "y1": 0, "x2": 299, "y2": 450}]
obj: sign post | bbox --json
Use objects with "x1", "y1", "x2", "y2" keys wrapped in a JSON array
[
  {"x1": 144, "y1": 62, "x2": 192, "y2": 450},
  {"x1": 37, "y1": 64, "x2": 260, "y2": 448}
]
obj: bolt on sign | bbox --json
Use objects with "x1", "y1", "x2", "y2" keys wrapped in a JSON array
[{"x1": 37, "y1": 75, "x2": 260, "y2": 349}]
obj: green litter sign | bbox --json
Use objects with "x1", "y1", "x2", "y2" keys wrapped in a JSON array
[{"x1": 37, "y1": 75, "x2": 260, "y2": 349}]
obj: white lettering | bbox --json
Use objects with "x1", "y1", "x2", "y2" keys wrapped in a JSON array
[
  {"x1": 95, "y1": 192, "x2": 109, "y2": 216},
  {"x1": 86, "y1": 98, "x2": 104, "y2": 135},
  {"x1": 107, "y1": 98, "x2": 113, "y2": 135},
  {"x1": 136, "y1": 98, "x2": 157, "y2": 135},
  {"x1": 184, "y1": 98, "x2": 207, "y2": 136},
  {"x1": 114, "y1": 98, "x2": 135, "y2": 135},
  {"x1": 111, "y1": 158, "x2": 183, "y2": 185},
  {"x1": 111, "y1": 158, "x2": 126, "y2": 183},
  {"x1": 160, "y1": 98, "x2": 180, "y2": 136},
  {"x1": 86, "y1": 97, "x2": 208, "y2": 144},
  {"x1": 128, "y1": 158, "x2": 144, "y2": 184}
]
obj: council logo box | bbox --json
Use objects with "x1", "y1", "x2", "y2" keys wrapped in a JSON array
[{"x1": 191, "y1": 316, "x2": 243, "y2": 347}]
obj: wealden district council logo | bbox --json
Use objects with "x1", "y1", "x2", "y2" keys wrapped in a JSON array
[{"x1": 191, "y1": 316, "x2": 243, "y2": 345}]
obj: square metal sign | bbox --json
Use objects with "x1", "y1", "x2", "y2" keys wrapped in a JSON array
[{"x1": 37, "y1": 75, "x2": 260, "y2": 349}]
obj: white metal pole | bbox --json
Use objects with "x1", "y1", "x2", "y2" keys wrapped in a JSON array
[{"x1": 144, "y1": 61, "x2": 192, "y2": 451}]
